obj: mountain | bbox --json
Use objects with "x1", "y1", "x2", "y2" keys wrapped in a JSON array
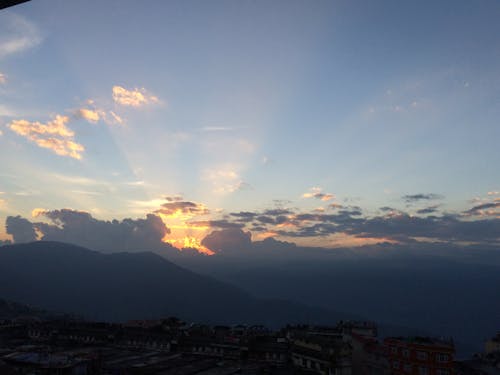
[
  {"x1": 174, "y1": 251, "x2": 500, "y2": 357},
  {"x1": 0, "y1": 298, "x2": 49, "y2": 320},
  {"x1": 0, "y1": 241, "x2": 356, "y2": 327}
]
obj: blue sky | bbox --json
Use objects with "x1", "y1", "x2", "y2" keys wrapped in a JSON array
[{"x1": 1, "y1": 0, "x2": 499, "y2": 251}]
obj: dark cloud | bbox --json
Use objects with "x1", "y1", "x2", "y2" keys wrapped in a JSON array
[
  {"x1": 276, "y1": 223, "x2": 340, "y2": 238},
  {"x1": 402, "y1": 193, "x2": 444, "y2": 203},
  {"x1": 338, "y1": 208, "x2": 362, "y2": 217},
  {"x1": 256, "y1": 215, "x2": 276, "y2": 224},
  {"x1": 465, "y1": 202, "x2": 500, "y2": 215},
  {"x1": 250, "y1": 225, "x2": 268, "y2": 232},
  {"x1": 156, "y1": 200, "x2": 209, "y2": 216},
  {"x1": 263, "y1": 208, "x2": 293, "y2": 216},
  {"x1": 25, "y1": 209, "x2": 171, "y2": 252},
  {"x1": 379, "y1": 207, "x2": 394, "y2": 212},
  {"x1": 229, "y1": 211, "x2": 258, "y2": 222},
  {"x1": 417, "y1": 206, "x2": 440, "y2": 215},
  {"x1": 344, "y1": 214, "x2": 500, "y2": 244},
  {"x1": 6, "y1": 215, "x2": 37, "y2": 243},
  {"x1": 201, "y1": 228, "x2": 252, "y2": 254}
]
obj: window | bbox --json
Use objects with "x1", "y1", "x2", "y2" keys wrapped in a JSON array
[
  {"x1": 403, "y1": 349, "x2": 410, "y2": 358},
  {"x1": 417, "y1": 351, "x2": 428, "y2": 361},
  {"x1": 404, "y1": 364, "x2": 412, "y2": 373},
  {"x1": 436, "y1": 353, "x2": 449, "y2": 362},
  {"x1": 392, "y1": 346, "x2": 399, "y2": 354},
  {"x1": 418, "y1": 366, "x2": 429, "y2": 375},
  {"x1": 437, "y1": 369, "x2": 449, "y2": 375},
  {"x1": 393, "y1": 361, "x2": 400, "y2": 369}
]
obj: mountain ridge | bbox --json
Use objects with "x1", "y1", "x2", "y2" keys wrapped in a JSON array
[{"x1": 0, "y1": 241, "x2": 358, "y2": 327}]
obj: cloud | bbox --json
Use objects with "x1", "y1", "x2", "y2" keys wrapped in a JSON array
[
  {"x1": 107, "y1": 111, "x2": 123, "y2": 125},
  {"x1": 203, "y1": 167, "x2": 249, "y2": 194},
  {"x1": 0, "y1": 72, "x2": 6, "y2": 84},
  {"x1": 75, "y1": 108, "x2": 101, "y2": 123},
  {"x1": 302, "y1": 187, "x2": 335, "y2": 201},
  {"x1": 75, "y1": 105, "x2": 123, "y2": 126},
  {"x1": 5, "y1": 215, "x2": 37, "y2": 243},
  {"x1": 201, "y1": 228, "x2": 252, "y2": 254},
  {"x1": 155, "y1": 199, "x2": 210, "y2": 217},
  {"x1": 402, "y1": 193, "x2": 444, "y2": 203},
  {"x1": 8, "y1": 115, "x2": 84, "y2": 159},
  {"x1": 229, "y1": 211, "x2": 258, "y2": 223},
  {"x1": 0, "y1": 14, "x2": 43, "y2": 59},
  {"x1": 416, "y1": 206, "x2": 440, "y2": 215},
  {"x1": 112, "y1": 86, "x2": 160, "y2": 107},
  {"x1": 464, "y1": 202, "x2": 500, "y2": 217},
  {"x1": 20, "y1": 209, "x2": 171, "y2": 253}
]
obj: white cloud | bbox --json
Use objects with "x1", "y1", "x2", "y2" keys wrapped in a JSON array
[
  {"x1": 203, "y1": 166, "x2": 250, "y2": 194},
  {"x1": 0, "y1": 73, "x2": 6, "y2": 84},
  {"x1": 0, "y1": 14, "x2": 43, "y2": 59}
]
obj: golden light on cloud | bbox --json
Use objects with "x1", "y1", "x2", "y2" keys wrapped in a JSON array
[
  {"x1": 8, "y1": 115, "x2": 84, "y2": 159},
  {"x1": 156, "y1": 197, "x2": 213, "y2": 255},
  {"x1": 76, "y1": 108, "x2": 101, "y2": 123},
  {"x1": 31, "y1": 208, "x2": 48, "y2": 217},
  {"x1": 10, "y1": 115, "x2": 73, "y2": 138},
  {"x1": 254, "y1": 231, "x2": 278, "y2": 241},
  {"x1": 164, "y1": 236, "x2": 214, "y2": 255},
  {"x1": 112, "y1": 85, "x2": 160, "y2": 107},
  {"x1": 302, "y1": 187, "x2": 335, "y2": 201},
  {"x1": 36, "y1": 138, "x2": 85, "y2": 159}
]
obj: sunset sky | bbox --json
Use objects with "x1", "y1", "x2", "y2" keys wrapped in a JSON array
[{"x1": 1, "y1": 0, "x2": 499, "y2": 253}]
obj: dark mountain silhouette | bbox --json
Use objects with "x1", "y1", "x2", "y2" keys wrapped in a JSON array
[
  {"x1": 0, "y1": 298, "x2": 49, "y2": 320},
  {"x1": 0, "y1": 241, "x2": 358, "y2": 327},
  {"x1": 174, "y1": 251, "x2": 500, "y2": 357}
]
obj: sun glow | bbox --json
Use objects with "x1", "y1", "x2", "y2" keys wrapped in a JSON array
[{"x1": 164, "y1": 236, "x2": 214, "y2": 255}]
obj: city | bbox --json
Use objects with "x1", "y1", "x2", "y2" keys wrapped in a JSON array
[{"x1": 0, "y1": 310, "x2": 499, "y2": 374}]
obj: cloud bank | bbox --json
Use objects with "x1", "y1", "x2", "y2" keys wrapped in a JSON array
[{"x1": 6, "y1": 209, "x2": 171, "y2": 253}]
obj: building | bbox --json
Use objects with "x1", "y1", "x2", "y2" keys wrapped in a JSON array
[
  {"x1": 288, "y1": 328, "x2": 352, "y2": 375},
  {"x1": 349, "y1": 333, "x2": 389, "y2": 375},
  {"x1": 485, "y1": 333, "x2": 500, "y2": 355},
  {"x1": 384, "y1": 337, "x2": 455, "y2": 375}
]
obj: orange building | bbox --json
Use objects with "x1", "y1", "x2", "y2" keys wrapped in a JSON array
[{"x1": 384, "y1": 337, "x2": 455, "y2": 375}]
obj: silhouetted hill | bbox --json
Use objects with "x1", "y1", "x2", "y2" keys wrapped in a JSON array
[
  {"x1": 0, "y1": 241, "x2": 355, "y2": 327},
  {"x1": 0, "y1": 298, "x2": 48, "y2": 320},
  {"x1": 176, "y1": 252, "x2": 500, "y2": 356}
]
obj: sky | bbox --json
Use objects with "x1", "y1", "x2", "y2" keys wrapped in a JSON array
[{"x1": 0, "y1": 0, "x2": 499, "y2": 254}]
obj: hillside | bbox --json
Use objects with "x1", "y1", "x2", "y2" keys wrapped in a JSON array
[{"x1": 0, "y1": 241, "x2": 354, "y2": 327}]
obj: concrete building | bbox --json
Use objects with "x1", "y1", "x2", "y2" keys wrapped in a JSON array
[{"x1": 384, "y1": 337, "x2": 455, "y2": 375}]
